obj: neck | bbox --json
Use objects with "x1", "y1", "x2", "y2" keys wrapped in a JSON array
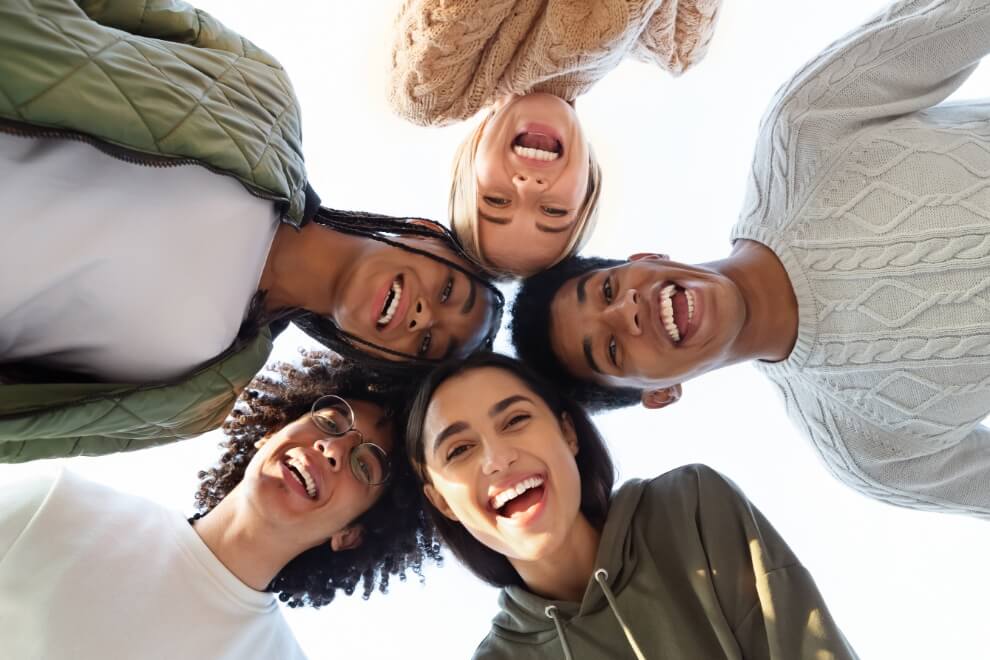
[
  {"x1": 509, "y1": 514, "x2": 600, "y2": 603},
  {"x1": 258, "y1": 222, "x2": 362, "y2": 315},
  {"x1": 192, "y1": 489, "x2": 302, "y2": 592},
  {"x1": 707, "y1": 239, "x2": 798, "y2": 364}
]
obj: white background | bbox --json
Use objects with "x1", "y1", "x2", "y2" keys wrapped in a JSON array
[{"x1": 4, "y1": 1, "x2": 990, "y2": 658}]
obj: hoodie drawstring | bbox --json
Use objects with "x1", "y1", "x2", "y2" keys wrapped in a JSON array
[
  {"x1": 544, "y1": 606, "x2": 575, "y2": 660},
  {"x1": 594, "y1": 568, "x2": 647, "y2": 660},
  {"x1": 543, "y1": 569, "x2": 647, "y2": 660}
]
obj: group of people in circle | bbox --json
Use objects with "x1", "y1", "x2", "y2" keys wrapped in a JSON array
[{"x1": 3, "y1": 0, "x2": 990, "y2": 658}]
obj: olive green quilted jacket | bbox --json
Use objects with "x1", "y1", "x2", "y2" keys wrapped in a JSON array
[{"x1": 0, "y1": 0, "x2": 312, "y2": 462}]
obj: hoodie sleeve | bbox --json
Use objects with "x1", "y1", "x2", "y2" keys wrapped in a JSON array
[{"x1": 673, "y1": 465, "x2": 859, "y2": 660}]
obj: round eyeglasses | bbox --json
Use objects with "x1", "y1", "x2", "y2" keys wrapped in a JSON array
[{"x1": 310, "y1": 395, "x2": 391, "y2": 486}]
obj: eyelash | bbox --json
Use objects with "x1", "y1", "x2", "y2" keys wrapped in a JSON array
[
  {"x1": 504, "y1": 413, "x2": 530, "y2": 429},
  {"x1": 542, "y1": 207, "x2": 568, "y2": 217},
  {"x1": 440, "y1": 276, "x2": 453, "y2": 303},
  {"x1": 484, "y1": 196, "x2": 510, "y2": 207},
  {"x1": 603, "y1": 276, "x2": 614, "y2": 303},
  {"x1": 446, "y1": 444, "x2": 469, "y2": 461},
  {"x1": 418, "y1": 331, "x2": 432, "y2": 357},
  {"x1": 608, "y1": 337, "x2": 618, "y2": 366}
]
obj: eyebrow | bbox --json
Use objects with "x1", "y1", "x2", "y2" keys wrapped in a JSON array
[
  {"x1": 576, "y1": 272, "x2": 594, "y2": 304},
  {"x1": 432, "y1": 421, "x2": 468, "y2": 459},
  {"x1": 488, "y1": 395, "x2": 534, "y2": 417},
  {"x1": 535, "y1": 219, "x2": 576, "y2": 234},
  {"x1": 582, "y1": 337, "x2": 603, "y2": 375},
  {"x1": 478, "y1": 210, "x2": 511, "y2": 225},
  {"x1": 460, "y1": 275, "x2": 477, "y2": 314}
]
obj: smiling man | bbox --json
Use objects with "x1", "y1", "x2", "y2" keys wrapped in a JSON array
[
  {"x1": 0, "y1": 353, "x2": 437, "y2": 659},
  {"x1": 513, "y1": 0, "x2": 990, "y2": 520}
]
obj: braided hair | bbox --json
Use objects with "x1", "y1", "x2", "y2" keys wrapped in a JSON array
[
  {"x1": 291, "y1": 208, "x2": 505, "y2": 369},
  {"x1": 194, "y1": 350, "x2": 442, "y2": 608}
]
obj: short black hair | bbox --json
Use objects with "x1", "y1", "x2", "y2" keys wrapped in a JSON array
[
  {"x1": 404, "y1": 352, "x2": 615, "y2": 588},
  {"x1": 510, "y1": 255, "x2": 641, "y2": 413},
  {"x1": 194, "y1": 351, "x2": 441, "y2": 608}
]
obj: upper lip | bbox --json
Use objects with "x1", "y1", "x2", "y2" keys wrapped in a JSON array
[
  {"x1": 282, "y1": 446, "x2": 330, "y2": 504},
  {"x1": 486, "y1": 472, "x2": 545, "y2": 511}
]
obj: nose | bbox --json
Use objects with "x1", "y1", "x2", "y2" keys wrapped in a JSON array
[
  {"x1": 512, "y1": 172, "x2": 547, "y2": 193},
  {"x1": 603, "y1": 288, "x2": 642, "y2": 336},
  {"x1": 407, "y1": 296, "x2": 434, "y2": 332},
  {"x1": 315, "y1": 433, "x2": 360, "y2": 471},
  {"x1": 480, "y1": 438, "x2": 518, "y2": 475}
]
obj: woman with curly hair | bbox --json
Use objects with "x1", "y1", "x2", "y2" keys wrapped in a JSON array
[{"x1": 0, "y1": 352, "x2": 440, "y2": 659}]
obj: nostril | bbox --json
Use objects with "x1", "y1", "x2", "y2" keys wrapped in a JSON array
[
  {"x1": 416, "y1": 301, "x2": 422, "y2": 313},
  {"x1": 634, "y1": 314, "x2": 640, "y2": 329},
  {"x1": 409, "y1": 320, "x2": 417, "y2": 329},
  {"x1": 327, "y1": 456, "x2": 337, "y2": 468}
]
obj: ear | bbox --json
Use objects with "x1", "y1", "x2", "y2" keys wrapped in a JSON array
[
  {"x1": 559, "y1": 412, "x2": 579, "y2": 456},
  {"x1": 408, "y1": 218, "x2": 445, "y2": 235},
  {"x1": 329, "y1": 525, "x2": 364, "y2": 552},
  {"x1": 423, "y1": 483, "x2": 459, "y2": 521},
  {"x1": 629, "y1": 252, "x2": 670, "y2": 262},
  {"x1": 641, "y1": 384, "x2": 682, "y2": 410}
]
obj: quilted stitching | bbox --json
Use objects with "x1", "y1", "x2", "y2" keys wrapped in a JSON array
[{"x1": 0, "y1": 0, "x2": 308, "y2": 222}]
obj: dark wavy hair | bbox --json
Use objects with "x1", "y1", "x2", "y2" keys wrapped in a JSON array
[
  {"x1": 511, "y1": 255, "x2": 641, "y2": 412},
  {"x1": 404, "y1": 352, "x2": 615, "y2": 588},
  {"x1": 288, "y1": 208, "x2": 505, "y2": 369},
  {"x1": 194, "y1": 350, "x2": 441, "y2": 608}
]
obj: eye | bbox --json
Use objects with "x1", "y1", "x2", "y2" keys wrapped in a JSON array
[
  {"x1": 418, "y1": 330, "x2": 433, "y2": 357},
  {"x1": 602, "y1": 276, "x2": 614, "y2": 303},
  {"x1": 440, "y1": 275, "x2": 454, "y2": 303},
  {"x1": 541, "y1": 206, "x2": 568, "y2": 217},
  {"x1": 446, "y1": 444, "x2": 470, "y2": 462},
  {"x1": 607, "y1": 336, "x2": 618, "y2": 366},
  {"x1": 483, "y1": 196, "x2": 510, "y2": 207},
  {"x1": 504, "y1": 412, "x2": 531, "y2": 429},
  {"x1": 357, "y1": 458, "x2": 372, "y2": 480}
]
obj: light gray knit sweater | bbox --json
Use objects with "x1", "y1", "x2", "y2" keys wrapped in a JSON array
[{"x1": 731, "y1": 0, "x2": 990, "y2": 519}]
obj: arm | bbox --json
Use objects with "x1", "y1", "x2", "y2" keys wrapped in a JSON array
[
  {"x1": 0, "y1": 474, "x2": 55, "y2": 564},
  {"x1": 74, "y1": 0, "x2": 279, "y2": 66},
  {"x1": 685, "y1": 465, "x2": 859, "y2": 660},
  {"x1": 632, "y1": 0, "x2": 723, "y2": 75}
]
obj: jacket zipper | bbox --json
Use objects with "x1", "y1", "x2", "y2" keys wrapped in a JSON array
[{"x1": 0, "y1": 117, "x2": 287, "y2": 206}]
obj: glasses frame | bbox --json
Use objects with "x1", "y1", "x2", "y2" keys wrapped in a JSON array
[{"x1": 309, "y1": 395, "x2": 391, "y2": 486}]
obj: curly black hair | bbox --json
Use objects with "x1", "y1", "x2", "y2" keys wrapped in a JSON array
[
  {"x1": 194, "y1": 350, "x2": 441, "y2": 608},
  {"x1": 511, "y1": 255, "x2": 642, "y2": 413}
]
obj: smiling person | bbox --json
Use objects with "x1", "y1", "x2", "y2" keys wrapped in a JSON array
[
  {"x1": 403, "y1": 353, "x2": 857, "y2": 659},
  {"x1": 0, "y1": 0, "x2": 502, "y2": 462},
  {"x1": 389, "y1": 0, "x2": 722, "y2": 276},
  {"x1": 513, "y1": 0, "x2": 990, "y2": 519},
  {"x1": 0, "y1": 352, "x2": 439, "y2": 659}
]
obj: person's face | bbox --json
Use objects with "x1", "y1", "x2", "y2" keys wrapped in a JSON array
[
  {"x1": 474, "y1": 94, "x2": 591, "y2": 275},
  {"x1": 549, "y1": 255, "x2": 748, "y2": 391},
  {"x1": 420, "y1": 367, "x2": 582, "y2": 563},
  {"x1": 332, "y1": 234, "x2": 497, "y2": 361},
  {"x1": 242, "y1": 399, "x2": 394, "y2": 550}
]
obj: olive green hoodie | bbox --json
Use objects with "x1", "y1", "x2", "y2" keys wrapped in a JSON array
[{"x1": 474, "y1": 465, "x2": 858, "y2": 659}]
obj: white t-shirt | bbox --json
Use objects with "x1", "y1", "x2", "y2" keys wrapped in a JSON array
[
  {"x1": 0, "y1": 470, "x2": 307, "y2": 660},
  {"x1": 0, "y1": 132, "x2": 279, "y2": 382}
]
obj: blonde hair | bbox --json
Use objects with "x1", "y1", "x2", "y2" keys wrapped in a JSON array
[{"x1": 449, "y1": 114, "x2": 603, "y2": 278}]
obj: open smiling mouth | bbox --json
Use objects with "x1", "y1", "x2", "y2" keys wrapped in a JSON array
[
  {"x1": 512, "y1": 132, "x2": 562, "y2": 162},
  {"x1": 490, "y1": 475, "x2": 546, "y2": 519},
  {"x1": 659, "y1": 283, "x2": 695, "y2": 343},
  {"x1": 376, "y1": 274, "x2": 404, "y2": 329},
  {"x1": 284, "y1": 456, "x2": 318, "y2": 500}
]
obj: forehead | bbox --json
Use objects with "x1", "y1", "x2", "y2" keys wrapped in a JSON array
[
  {"x1": 427, "y1": 367, "x2": 532, "y2": 422},
  {"x1": 349, "y1": 398, "x2": 395, "y2": 452}
]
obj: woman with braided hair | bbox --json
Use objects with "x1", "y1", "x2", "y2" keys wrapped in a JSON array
[
  {"x1": 0, "y1": 0, "x2": 503, "y2": 462},
  {"x1": 388, "y1": 0, "x2": 722, "y2": 277},
  {"x1": 0, "y1": 351, "x2": 441, "y2": 658}
]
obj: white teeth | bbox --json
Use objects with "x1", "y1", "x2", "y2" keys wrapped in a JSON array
[
  {"x1": 490, "y1": 476, "x2": 545, "y2": 511},
  {"x1": 512, "y1": 145, "x2": 559, "y2": 161},
  {"x1": 376, "y1": 279, "x2": 403, "y2": 327},
  {"x1": 659, "y1": 284, "x2": 680, "y2": 342},
  {"x1": 686, "y1": 289, "x2": 695, "y2": 325},
  {"x1": 287, "y1": 458, "x2": 316, "y2": 499}
]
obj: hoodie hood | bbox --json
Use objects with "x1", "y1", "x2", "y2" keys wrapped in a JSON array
[{"x1": 489, "y1": 479, "x2": 648, "y2": 643}]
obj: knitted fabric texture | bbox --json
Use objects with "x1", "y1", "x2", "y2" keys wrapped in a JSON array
[
  {"x1": 388, "y1": 0, "x2": 722, "y2": 126},
  {"x1": 731, "y1": 0, "x2": 990, "y2": 519}
]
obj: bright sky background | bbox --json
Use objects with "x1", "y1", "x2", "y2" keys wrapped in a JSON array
[{"x1": 4, "y1": 1, "x2": 990, "y2": 658}]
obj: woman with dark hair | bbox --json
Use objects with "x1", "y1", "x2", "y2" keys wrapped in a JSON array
[
  {"x1": 404, "y1": 353, "x2": 857, "y2": 659},
  {"x1": 0, "y1": 351, "x2": 440, "y2": 658},
  {"x1": 0, "y1": 0, "x2": 503, "y2": 463}
]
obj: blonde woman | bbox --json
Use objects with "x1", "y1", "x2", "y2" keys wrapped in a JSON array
[{"x1": 389, "y1": 0, "x2": 722, "y2": 277}]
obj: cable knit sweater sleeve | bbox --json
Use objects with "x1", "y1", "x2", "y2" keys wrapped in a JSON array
[{"x1": 388, "y1": 0, "x2": 723, "y2": 126}]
